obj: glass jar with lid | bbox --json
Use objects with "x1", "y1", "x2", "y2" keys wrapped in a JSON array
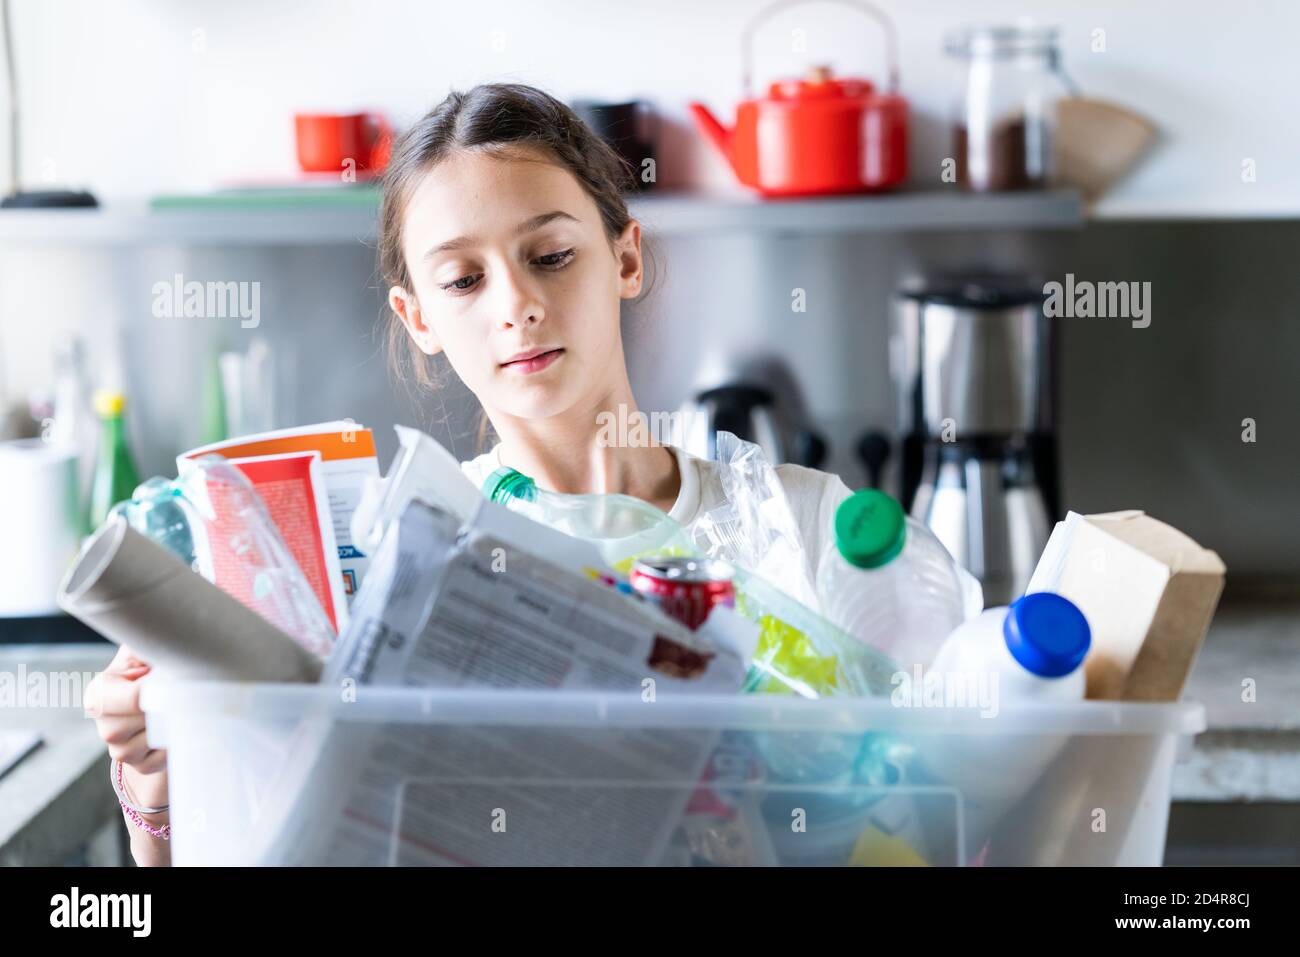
[{"x1": 945, "y1": 24, "x2": 1074, "y2": 191}]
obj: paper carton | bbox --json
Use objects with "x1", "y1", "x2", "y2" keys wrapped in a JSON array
[{"x1": 1026, "y1": 510, "x2": 1225, "y2": 701}]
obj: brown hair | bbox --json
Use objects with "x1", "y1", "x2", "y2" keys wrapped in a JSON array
[{"x1": 377, "y1": 82, "x2": 651, "y2": 452}]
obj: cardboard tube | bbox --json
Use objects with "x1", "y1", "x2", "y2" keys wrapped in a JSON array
[{"x1": 59, "y1": 516, "x2": 322, "y2": 682}]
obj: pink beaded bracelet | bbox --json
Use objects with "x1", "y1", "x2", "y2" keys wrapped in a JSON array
[{"x1": 111, "y1": 758, "x2": 171, "y2": 840}]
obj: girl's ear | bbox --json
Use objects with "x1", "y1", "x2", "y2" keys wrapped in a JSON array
[
  {"x1": 614, "y1": 219, "x2": 643, "y2": 300},
  {"x1": 389, "y1": 286, "x2": 443, "y2": 356}
]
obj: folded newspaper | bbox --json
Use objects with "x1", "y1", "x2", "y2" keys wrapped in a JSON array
[{"x1": 244, "y1": 492, "x2": 758, "y2": 865}]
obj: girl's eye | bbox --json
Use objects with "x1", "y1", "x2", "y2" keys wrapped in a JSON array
[
  {"x1": 437, "y1": 249, "x2": 572, "y2": 295},
  {"x1": 534, "y1": 248, "x2": 576, "y2": 269},
  {"x1": 439, "y1": 273, "x2": 482, "y2": 295}
]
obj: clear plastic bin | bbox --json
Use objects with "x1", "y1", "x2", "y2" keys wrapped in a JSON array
[{"x1": 140, "y1": 682, "x2": 1204, "y2": 866}]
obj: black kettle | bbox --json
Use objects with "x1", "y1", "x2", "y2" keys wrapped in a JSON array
[{"x1": 675, "y1": 384, "x2": 826, "y2": 468}]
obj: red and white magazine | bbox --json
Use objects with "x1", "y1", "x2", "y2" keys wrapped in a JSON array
[{"x1": 178, "y1": 421, "x2": 381, "y2": 633}]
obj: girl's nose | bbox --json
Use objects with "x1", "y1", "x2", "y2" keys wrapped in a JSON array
[{"x1": 496, "y1": 266, "x2": 544, "y2": 329}]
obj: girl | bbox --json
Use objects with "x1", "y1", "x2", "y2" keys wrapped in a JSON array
[{"x1": 90, "y1": 83, "x2": 853, "y2": 866}]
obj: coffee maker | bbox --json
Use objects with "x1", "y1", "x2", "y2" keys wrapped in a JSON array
[{"x1": 894, "y1": 279, "x2": 1059, "y2": 606}]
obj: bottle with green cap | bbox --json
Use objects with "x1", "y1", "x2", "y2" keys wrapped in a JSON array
[
  {"x1": 482, "y1": 466, "x2": 696, "y2": 570},
  {"x1": 816, "y1": 488, "x2": 982, "y2": 673},
  {"x1": 87, "y1": 390, "x2": 142, "y2": 532}
]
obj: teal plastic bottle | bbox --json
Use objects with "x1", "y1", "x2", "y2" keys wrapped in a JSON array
[{"x1": 483, "y1": 466, "x2": 696, "y2": 569}]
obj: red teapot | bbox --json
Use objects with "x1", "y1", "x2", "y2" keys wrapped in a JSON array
[{"x1": 689, "y1": 0, "x2": 908, "y2": 197}]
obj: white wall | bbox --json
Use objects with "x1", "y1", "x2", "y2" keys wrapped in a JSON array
[
  {"x1": 6, "y1": 0, "x2": 1300, "y2": 213},
  {"x1": 2, "y1": 1, "x2": 1298, "y2": 575}
]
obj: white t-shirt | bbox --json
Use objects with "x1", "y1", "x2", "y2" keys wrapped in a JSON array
[{"x1": 459, "y1": 443, "x2": 854, "y2": 588}]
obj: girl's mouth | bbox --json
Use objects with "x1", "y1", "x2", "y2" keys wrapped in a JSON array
[{"x1": 500, "y1": 348, "x2": 564, "y2": 375}]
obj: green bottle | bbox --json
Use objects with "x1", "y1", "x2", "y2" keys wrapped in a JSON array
[{"x1": 88, "y1": 391, "x2": 142, "y2": 532}]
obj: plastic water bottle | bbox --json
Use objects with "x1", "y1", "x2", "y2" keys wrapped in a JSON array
[
  {"x1": 816, "y1": 489, "x2": 982, "y2": 673},
  {"x1": 483, "y1": 467, "x2": 696, "y2": 569},
  {"x1": 918, "y1": 592, "x2": 1091, "y2": 860},
  {"x1": 110, "y1": 477, "x2": 198, "y2": 568}
]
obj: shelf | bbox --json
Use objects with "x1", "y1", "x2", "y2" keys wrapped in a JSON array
[
  {"x1": 1090, "y1": 195, "x2": 1300, "y2": 221},
  {"x1": 0, "y1": 189, "x2": 1084, "y2": 247},
  {"x1": 0, "y1": 204, "x2": 380, "y2": 246},
  {"x1": 633, "y1": 189, "x2": 1083, "y2": 235}
]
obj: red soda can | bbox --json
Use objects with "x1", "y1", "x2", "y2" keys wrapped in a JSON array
[{"x1": 630, "y1": 557, "x2": 736, "y2": 630}]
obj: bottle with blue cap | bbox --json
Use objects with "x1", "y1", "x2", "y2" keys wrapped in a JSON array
[
  {"x1": 928, "y1": 591, "x2": 1092, "y2": 700},
  {"x1": 916, "y1": 592, "x2": 1091, "y2": 861}
]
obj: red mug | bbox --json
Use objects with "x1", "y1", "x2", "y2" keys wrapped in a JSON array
[{"x1": 294, "y1": 112, "x2": 392, "y2": 174}]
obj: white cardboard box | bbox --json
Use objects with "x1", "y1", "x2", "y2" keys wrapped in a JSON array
[{"x1": 1027, "y1": 510, "x2": 1225, "y2": 701}]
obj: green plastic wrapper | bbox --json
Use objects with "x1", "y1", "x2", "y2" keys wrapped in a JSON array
[
  {"x1": 745, "y1": 613, "x2": 842, "y2": 696},
  {"x1": 731, "y1": 567, "x2": 899, "y2": 699}
]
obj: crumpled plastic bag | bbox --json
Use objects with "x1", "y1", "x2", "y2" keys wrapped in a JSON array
[
  {"x1": 688, "y1": 430, "x2": 818, "y2": 610},
  {"x1": 109, "y1": 456, "x2": 336, "y2": 659},
  {"x1": 686, "y1": 432, "x2": 897, "y2": 699}
]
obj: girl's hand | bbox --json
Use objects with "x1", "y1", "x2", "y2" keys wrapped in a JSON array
[{"x1": 85, "y1": 645, "x2": 170, "y2": 812}]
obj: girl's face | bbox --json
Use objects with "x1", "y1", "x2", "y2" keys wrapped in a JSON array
[{"x1": 390, "y1": 147, "x2": 643, "y2": 422}]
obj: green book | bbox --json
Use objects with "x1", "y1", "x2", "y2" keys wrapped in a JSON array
[{"x1": 150, "y1": 185, "x2": 382, "y2": 210}]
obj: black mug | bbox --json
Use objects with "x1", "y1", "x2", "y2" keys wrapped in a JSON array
[{"x1": 572, "y1": 100, "x2": 658, "y2": 192}]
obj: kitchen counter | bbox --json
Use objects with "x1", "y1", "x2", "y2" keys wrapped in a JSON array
[
  {"x1": 0, "y1": 613, "x2": 108, "y2": 645},
  {"x1": 0, "y1": 643, "x2": 122, "y2": 865},
  {"x1": 1173, "y1": 596, "x2": 1300, "y2": 802}
]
